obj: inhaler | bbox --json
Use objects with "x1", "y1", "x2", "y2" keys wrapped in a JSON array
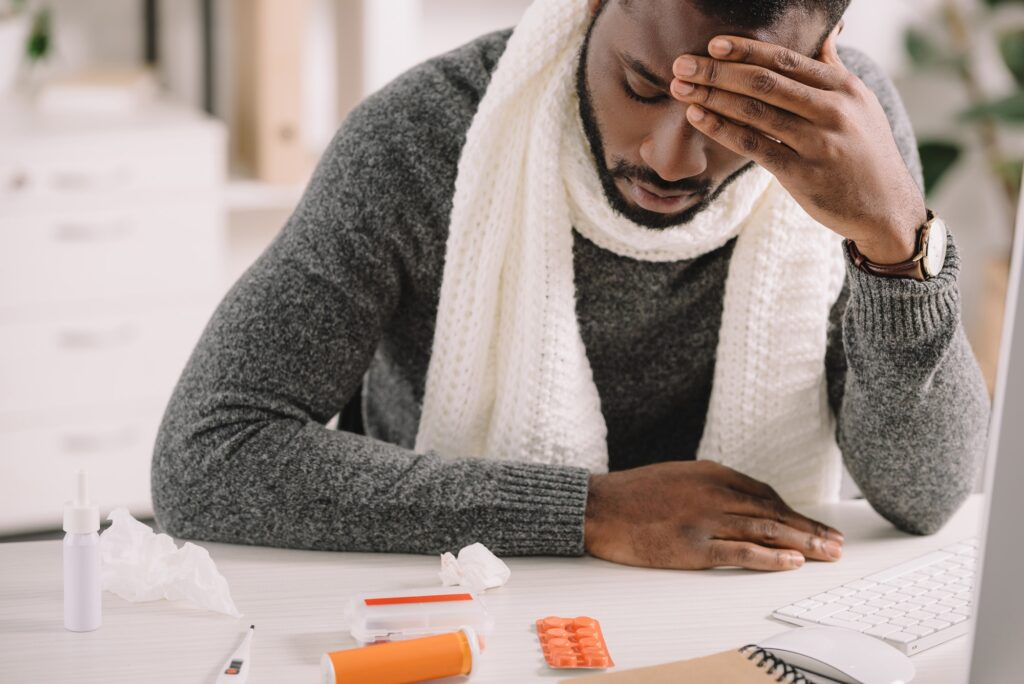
[{"x1": 63, "y1": 470, "x2": 101, "y2": 632}]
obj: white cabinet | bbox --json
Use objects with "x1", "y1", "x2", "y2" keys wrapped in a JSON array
[{"x1": 0, "y1": 98, "x2": 226, "y2": 533}]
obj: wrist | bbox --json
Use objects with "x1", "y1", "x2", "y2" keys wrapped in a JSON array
[
  {"x1": 851, "y1": 216, "x2": 922, "y2": 265},
  {"x1": 584, "y1": 473, "x2": 613, "y2": 554}
]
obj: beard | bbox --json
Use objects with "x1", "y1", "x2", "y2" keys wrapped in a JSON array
[{"x1": 575, "y1": 14, "x2": 755, "y2": 230}]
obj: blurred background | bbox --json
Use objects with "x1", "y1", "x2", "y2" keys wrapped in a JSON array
[{"x1": 1, "y1": 0, "x2": 1021, "y2": 538}]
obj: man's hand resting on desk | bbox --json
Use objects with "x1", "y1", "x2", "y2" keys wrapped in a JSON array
[{"x1": 584, "y1": 461, "x2": 845, "y2": 571}]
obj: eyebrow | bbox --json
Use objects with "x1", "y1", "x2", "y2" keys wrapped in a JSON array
[{"x1": 621, "y1": 52, "x2": 670, "y2": 90}]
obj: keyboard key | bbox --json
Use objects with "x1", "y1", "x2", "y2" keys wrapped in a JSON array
[
  {"x1": 856, "y1": 589, "x2": 882, "y2": 601},
  {"x1": 908, "y1": 610, "x2": 936, "y2": 621},
  {"x1": 860, "y1": 614, "x2": 888, "y2": 626},
  {"x1": 901, "y1": 586, "x2": 928, "y2": 597},
  {"x1": 849, "y1": 605, "x2": 877, "y2": 616},
  {"x1": 865, "y1": 623, "x2": 901, "y2": 638},
  {"x1": 925, "y1": 590, "x2": 954, "y2": 600},
  {"x1": 873, "y1": 584, "x2": 900, "y2": 596},
  {"x1": 866, "y1": 598, "x2": 896, "y2": 609},
  {"x1": 876, "y1": 608, "x2": 903, "y2": 618},
  {"x1": 927, "y1": 603, "x2": 953, "y2": 615},
  {"x1": 903, "y1": 572, "x2": 930, "y2": 583},
  {"x1": 794, "y1": 599, "x2": 823, "y2": 609},
  {"x1": 894, "y1": 602, "x2": 920, "y2": 613},
  {"x1": 827, "y1": 587, "x2": 857, "y2": 598},
  {"x1": 837, "y1": 596, "x2": 866, "y2": 607},
  {"x1": 800, "y1": 604, "x2": 847, "y2": 621},
  {"x1": 907, "y1": 595, "x2": 938, "y2": 607},
  {"x1": 947, "y1": 612, "x2": 969, "y2": 624},
  {"x1": 939, "y1": 598, "x2": 968, "y2": 609},
  {"x1": 885, "y1": 632, "x2": 918, "y2": 645},
  {"x1": 820, "y1": 617, "x2": 871, "y2": 632},
  {"x1": 833, "y1": 611, "x2": 866, "y2": 622},
  {"x1": 810, "y1": 593, "x2": 839, "y2": 604},
  {"x1": 884, "y1": 578, "x2": 913, "y2": 588},
  {"x1": 890, "y1": 617, "x2": 918, "y2": 627},
  {"x1": 916, "y1": 580, "x2": 942, "y2": 590},
  {"x1": 774, "y1": 605, "x2": 807, "y2": 618},
  {"x1": 906, "y1": 625, "x2": 935, "y2": 637},
  {"x1": 844, "y1": 580, "x2": 878, "y2": 591},
  {"x1": 921, "y1": 619, "x2": 952, "y2": 630}
]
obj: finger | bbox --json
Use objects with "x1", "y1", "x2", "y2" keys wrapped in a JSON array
[
  {"x1": 713, "y1": 485, "x2": 844, "y2": 545},
  {"x1": 670, "y1": 81, "x2": 811, "y2": 153},
  {"x1": 685, "y1": 104, "x2": 796, "y2": 173},
  {"x1": 673, "y1": 54, "x2": 825, "y2": 121},
  {"x1": 706, "y1": 33, "x2": 848, "y2": 90},
  {"x1": 720, "y1": 514, "x2": 842, "y2": 562},
  {"x1": 706, "y1": 540, "x2": 805, "y2": 571}
]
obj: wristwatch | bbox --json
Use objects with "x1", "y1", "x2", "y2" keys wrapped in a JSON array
[{"x1": 846, "y1": 210, "x2": 948, "y2": 281}]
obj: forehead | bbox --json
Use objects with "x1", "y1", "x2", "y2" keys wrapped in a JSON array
[{"x1": 607, "y1": 0, "x2": 826, "y2": 62}]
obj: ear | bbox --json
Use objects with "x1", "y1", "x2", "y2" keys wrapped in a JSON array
[
  {"x1": 587, "y1": 0, "x2": 603, "y2": 15},
  {"x1": 819, "y1": 22, "x2": 843, "y2": 66}
]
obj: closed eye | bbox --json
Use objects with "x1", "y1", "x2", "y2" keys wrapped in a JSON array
[{"x1": 621, "y1": 78, "x2": 667, "y2": 104}]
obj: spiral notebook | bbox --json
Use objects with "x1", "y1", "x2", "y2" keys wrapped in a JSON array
[{"x1": 563, "y1": 645, "x2": 809, "y2": 683}]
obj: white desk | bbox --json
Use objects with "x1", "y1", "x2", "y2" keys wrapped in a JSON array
[{"x1": 0, "y1": 495, "x2": 984, "y2": 683}]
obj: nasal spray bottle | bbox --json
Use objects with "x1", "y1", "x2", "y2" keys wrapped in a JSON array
[{"x1": 63, "y1": 470, "x2": 101, "y2": 632}]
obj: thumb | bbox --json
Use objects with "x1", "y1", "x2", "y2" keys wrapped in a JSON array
[{"x1": 819, "y1": 21, "x2": 843, "y2": 66}]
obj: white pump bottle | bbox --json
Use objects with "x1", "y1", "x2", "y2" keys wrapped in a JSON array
[{"x1": 63, "y1": 469, "x2": 101, "y2": 632}]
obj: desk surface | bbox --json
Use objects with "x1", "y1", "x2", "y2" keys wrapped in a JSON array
[{"x1": 0, "y1": 495, "x2": 984, "y2": 683}]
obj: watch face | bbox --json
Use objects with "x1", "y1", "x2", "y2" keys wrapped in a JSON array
[{"x1": 924, "y1": 217, "x2": 948, "y2": 277}]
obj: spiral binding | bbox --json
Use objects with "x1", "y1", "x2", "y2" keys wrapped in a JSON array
[{"x1": 740, "y1": 645, "x2": 810, "y2": 683}]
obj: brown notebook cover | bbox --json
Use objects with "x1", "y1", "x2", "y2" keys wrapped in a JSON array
[{"x1": 563, "y1": 646, "x2": 808, "y2": 683}]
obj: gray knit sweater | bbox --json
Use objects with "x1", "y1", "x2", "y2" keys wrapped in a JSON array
[{"x1": 152, "y1": 30, "x2": 989, "y2": 556}]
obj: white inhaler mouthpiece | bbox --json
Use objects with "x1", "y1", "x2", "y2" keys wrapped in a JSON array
[{"x1": 63, "y1": 469, "x2": 101, "y2": 632}]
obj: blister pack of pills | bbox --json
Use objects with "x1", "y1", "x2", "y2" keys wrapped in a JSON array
[{"x1": 535, "y1": 616, "x2": 614, "y2": 669}]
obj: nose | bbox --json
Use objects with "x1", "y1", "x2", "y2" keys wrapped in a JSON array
[{"x1": 639, "y1": 107, "x2": 707, "y2": 182}]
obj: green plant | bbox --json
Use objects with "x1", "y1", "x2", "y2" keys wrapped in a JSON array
[
  {"x1": 907, "y1": 0, "x2": 1024, "y2": 227},
  {"x1": 25, "y1": 6, "x2": 49, "y2": 61}
]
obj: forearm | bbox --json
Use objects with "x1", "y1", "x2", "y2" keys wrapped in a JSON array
[
  {"x1": 153, "y1": 393, "x2": 589, "y2": 555},
  {"x1": 837, "y1": 238, "x2": 989, "y2": 534}
]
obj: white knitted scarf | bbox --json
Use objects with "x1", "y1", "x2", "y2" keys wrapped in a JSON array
[{"x1": 415, "y1": 0, "x2": 848, "y2": 504}]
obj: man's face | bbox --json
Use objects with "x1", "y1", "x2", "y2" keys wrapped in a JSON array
[{"x1": 578, "y1": 0, "x2": 828, "y2": 229}]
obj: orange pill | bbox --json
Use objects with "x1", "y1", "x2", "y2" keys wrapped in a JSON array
[{"x1": 535, "y1": 616, "x2": 614, "y2": 670}]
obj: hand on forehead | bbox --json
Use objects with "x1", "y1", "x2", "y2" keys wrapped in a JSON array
[{"x1": 603, "y1": 0, "x2": 830, "y2": 82}]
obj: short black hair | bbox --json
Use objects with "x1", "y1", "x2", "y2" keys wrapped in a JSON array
[
  {"x1": 690, "y1": 0, "x2": 851, "y2": 31},
  {"x1": 618, "y1": 0, "x2": 851, "y2": 32}
]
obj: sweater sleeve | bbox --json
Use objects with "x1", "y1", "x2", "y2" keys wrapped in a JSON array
[
  {"x1": 151, "y1": 37, "x2": 590, "y2": 556},
  {"x1": 825, "y1": 48, "x2": 990, "y2": 535}
]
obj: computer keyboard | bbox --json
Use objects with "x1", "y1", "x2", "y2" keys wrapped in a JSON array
[{"x1": 772, "y1": 538, "x2": 978, "y2": 655}]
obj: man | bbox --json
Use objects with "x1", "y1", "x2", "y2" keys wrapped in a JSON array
[{"x1": 153, "y1": 0, "x2": 989, "y2": 572}]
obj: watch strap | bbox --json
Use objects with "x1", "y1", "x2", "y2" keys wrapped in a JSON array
[{"x1": 846, "y1": 239, "x2": 925, "y2": 281}]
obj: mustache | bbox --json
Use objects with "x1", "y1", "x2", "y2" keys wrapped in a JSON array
[{"x1": 609, "y1": 158, "x2": 712, "y2": 195}]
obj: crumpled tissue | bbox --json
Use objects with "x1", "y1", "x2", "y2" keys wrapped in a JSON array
[
  {"x1": 99, "y1": 507, "x2": 241, "y2": 617},
  {"x1": 438, "y1": 542, "x2": 511, "y2": 592}
]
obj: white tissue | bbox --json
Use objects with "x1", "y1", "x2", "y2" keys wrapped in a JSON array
[
  {"x1": 99, "y1": 508, "x2": 241, "y2": 617},
  {"x1": 438, "y1": 542, "x2": 511, "y2": 592}
]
